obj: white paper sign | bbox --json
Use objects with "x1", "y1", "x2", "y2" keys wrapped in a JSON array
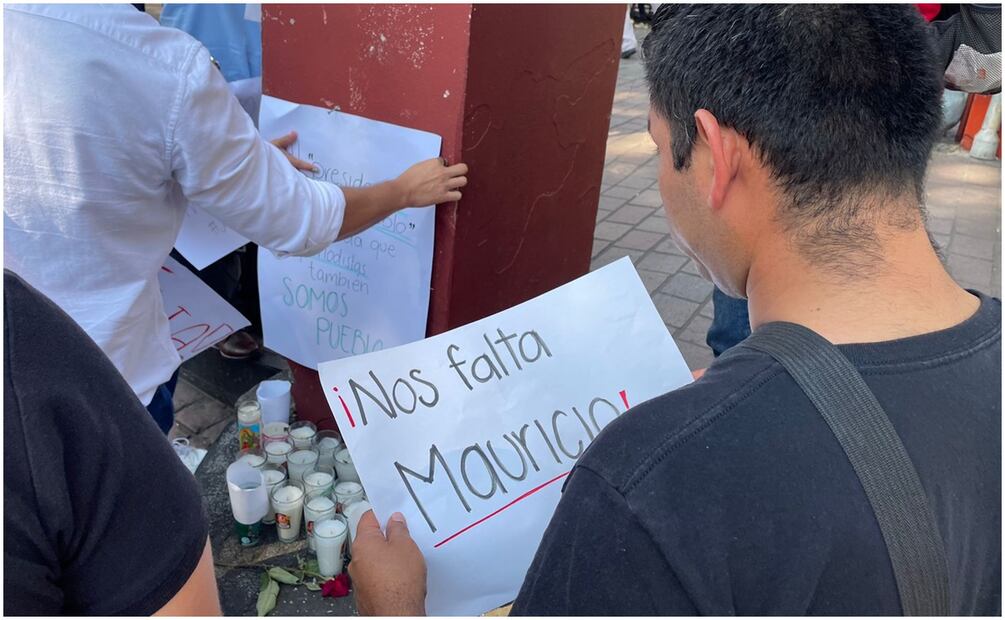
[
  {"x1": 158, "y1": 256, "x2": 251, "y2": 362},
  {"x1": 257, "y1": 95, "x2": 441, "y2": 369},
  {"x1": 173, "y1": 206, "x2": 250, "y2": 271},
  {"x1": 317, "y1": 258, "x2": 694, "y2": 615}
]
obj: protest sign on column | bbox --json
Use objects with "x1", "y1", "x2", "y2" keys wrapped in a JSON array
[
  {"x1": 158, "y1": 256, "x2": 251, "y2": 362},
  {"x1": 257, "y1": 95, "x2": 441, "y2": 369},
  {"x1": 317, "y1": 258, "x2": 694, "y2": 615}
]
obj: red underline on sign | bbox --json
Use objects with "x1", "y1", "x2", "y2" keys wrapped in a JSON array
[{"x1": 433, "y1": 469, "x2": 572, "y2": 548}]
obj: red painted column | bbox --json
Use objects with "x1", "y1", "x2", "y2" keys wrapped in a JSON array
[{"x1": 263, "y1": 4, "x2": 622, "y2": 432}]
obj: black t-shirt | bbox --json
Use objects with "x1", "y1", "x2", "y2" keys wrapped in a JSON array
[
  {"x1": 3, "y1": 272, "x2": 209, "y2": 615},
  {"x1": 513, "y1": 292, "x2": 1001, "y2": 615}
]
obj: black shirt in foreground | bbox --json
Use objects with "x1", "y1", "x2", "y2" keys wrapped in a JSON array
[
  {"x1": 3, "y1": 271, "x2": 209, "y2": 615},
  {"x1": 513, "y1": 292, "x2": 1001, "y2": 615}
]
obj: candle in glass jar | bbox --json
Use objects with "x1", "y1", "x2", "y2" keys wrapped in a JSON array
[
  {"x1": 261, "y1": 466, "x2": 287, "y2": 525},
  {"x1": 289, "y1": 421, "x2": 317, "y2": 449},
  {"x1": 314, "y1": 518, "x2": 348, "y2": 577},
  {"x1": 334, "y1": 448, "x2": 359, "y2": 483},
  {"x1": 333, "y1": 480, "x2": 364, "y2": 513},
  {"x1": 303, "y1": 469, "x2": 335, "y2": 498},
  {"x1": 236, "y1": 448, "x2": 266, "y2": 469},
  {"x1": 287, "y1": 449, "x2": 319, "y2": 482},
  {"x1": 303, "y1": 495, "x2": 336, "y2": 551},
  {"x1": 237, "y1": 401, "x2": 262, "y2": 450},
  {"x1": 262, "y1": 422, "x2": 290, "y2": 445},
  {"x1": 264, "y1": 440, "x2": 293, "y2": 465},
  {"x1": 271, "y1": 483, "x2": 305, "y2": 543},
  {"x1": 315, "y1": 431, "x2": 342, "y2": 469}
]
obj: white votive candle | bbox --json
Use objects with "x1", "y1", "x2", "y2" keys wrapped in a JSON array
[
  {"x1": 333, "y1": 480, "x2": 365, "y2": 513},
  {"x1": 314, "y1": 518, "x2": 348, "y2": 577},
  {"x1": 287, "y1": 449, "x2": 319, "y2": 483},
  {"x1": 271, "y1": 483, "x2": 305, "y2": 543},
  {"x1": 303, "y1": 470, "x2": 335, "y2": 498},
  {"x1": 303, "y1": 495, "x2": 336, "y2": 551},
  {"x1": 264, "y1": 440, "x2": 293, "y2": 465},
  {"x1": 315, "y1": 432, "x2": 342, "y2": 469},
  {"x1": 334, "y1": 448, "x2": 360, "y2": 483},
  {"x1": 262, "y1": 422, "x2": 290, "y2": 445},
  {"x1": 236, "y1": 449, "x2": 266, "y2": 469},
  {"x1": 289, "y1": 422, "x2": 317, "y2": 449},
  {"x1": 261, "y1": 466, "x2": 287, "y2": 525}
]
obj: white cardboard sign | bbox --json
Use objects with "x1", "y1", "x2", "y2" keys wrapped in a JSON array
[
  {"x1": 257, "y1": 95, "x2": 441, "y2": 369},
  {"x1": 173, "y1": 206, "x2": 250, "y2": 271},
  {"x1": 158, "y1": 256, "x2": 250, "y2": 362},
  {"x1": 317, "y1": 258, "x2": 694, "y2": 615}
]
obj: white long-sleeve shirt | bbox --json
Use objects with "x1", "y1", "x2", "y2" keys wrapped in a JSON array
[{"x1": 4, "y1": 4, "x2": 346, "y2": 405}]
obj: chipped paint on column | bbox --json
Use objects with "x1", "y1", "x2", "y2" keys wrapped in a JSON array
[
  {"x1": 262, "y1": 3, "x2": 620, "y2": 334},
  {"x1": 262, "y1": 4, "x2": 473, "y2": 307}
]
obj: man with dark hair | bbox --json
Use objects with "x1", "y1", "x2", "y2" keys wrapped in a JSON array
[{"x1": 347, "y1": 5, "x2": 1001, "y2": 615}]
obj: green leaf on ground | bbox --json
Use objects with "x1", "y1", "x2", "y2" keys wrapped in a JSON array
[
  {"x1": 256, "y1": 579, "x2": 279, "y2": 616},
  {"x1": 268, "y1": 567, "x2": 301, "y2": 585}
]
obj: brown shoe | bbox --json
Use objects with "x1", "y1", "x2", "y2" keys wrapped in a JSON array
[{"x1": 217, "y1": 330, "x2": 260, "y2": 360}]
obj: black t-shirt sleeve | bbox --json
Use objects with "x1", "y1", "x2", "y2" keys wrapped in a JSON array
[
  {"x1": 511, "y1": 465, "x2": 698, "y2": 616},
  {"x1": 3, "y1": 272, "x2": 209, "y2": 615}
]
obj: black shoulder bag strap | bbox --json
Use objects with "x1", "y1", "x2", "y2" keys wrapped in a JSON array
[{"x1": 734, "y1": 322, "x2": 950, "y2": 615}]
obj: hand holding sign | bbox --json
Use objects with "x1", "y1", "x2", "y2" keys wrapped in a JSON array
[
  {"x1": 258, "y1": 96, "x2": 449, "y2": 369},
  {"x1": 270, "y1": 130, "x2": 319, "y2": 173},
  {"x1": 350, "y1": 510, "x2": 427, "y2": 617},
  {"x1": 318, "y1": 258, "x2": 694, "y2": 614}
]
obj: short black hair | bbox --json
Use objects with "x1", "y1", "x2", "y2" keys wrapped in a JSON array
[{"x1": 643, "y1": 5, "x2": 943, "y2": 266}]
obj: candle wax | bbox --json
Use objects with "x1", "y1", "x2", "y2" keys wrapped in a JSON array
[
  {"x1": 288, "y1": 450, "x2": 317, "y2": 464},
  {"x1": 315, "y1": 518, "x2": 347, "y2": 538},
  {"x1": 334, "y1": 481, "x2": 363, "y2": 495},
  {"x1": 265, "y1": 441, "x2": 292, "y2": 455},
  {"x1": 264, "y1": 422, "x2": 288, "y2": 435},
  {"x1": 304, "y1": 472, "x2": 333, "y2": 487},
  {"x1": 273, "y1": 485, "x2": 303, "y2": 504},
  {"x1": 239, "y1": 454, "x2": 266, "y2": 467},
  {"x1": 307, "y1": 496, "x2": 336, "y2": 512},
  {"x1": 262, "y1": 469, "x2": 286, "y2": 485},
  {"x1": 318, "y1": 437, "x2": 340, "y2": 451}
]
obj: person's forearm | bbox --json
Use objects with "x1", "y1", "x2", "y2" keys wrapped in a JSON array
[
  {"x1": 154, "y1": 538, "x2": 222, "y2": 616},
  {"x1": 337, "y1": 181, "x2": 409, "y2": 241}
]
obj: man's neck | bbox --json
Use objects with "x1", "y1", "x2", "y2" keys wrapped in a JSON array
[{"x1": 745, "y1": 226, "x2": 980, "y2": 345}]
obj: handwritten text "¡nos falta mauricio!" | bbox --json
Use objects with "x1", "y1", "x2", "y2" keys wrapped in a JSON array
[{"x1": 329, "y1": 327, "x2": 632, "y2": 539}]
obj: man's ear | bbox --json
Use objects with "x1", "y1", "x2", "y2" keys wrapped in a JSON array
[{"x1": 694, "y1": 109, "x2": 740, "y2": 211}]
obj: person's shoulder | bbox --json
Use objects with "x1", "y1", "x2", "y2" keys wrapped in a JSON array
[
  {"x1": 4, "y1": 270, "x2": 135, "y2": 418},
  {"x1": 4, "y1": 270, "x2": 72, "y2": 340},
  {"x1": 8, "y1": 4, "x2": 204, "y2": 74},
  {"x1": 576, "y1": 346, "x2": 786, "y2": 492}
]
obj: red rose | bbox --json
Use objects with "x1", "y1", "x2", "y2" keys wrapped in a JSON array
[{"x1": 321, "y1": 573, "x2": 351, "y2": 598}]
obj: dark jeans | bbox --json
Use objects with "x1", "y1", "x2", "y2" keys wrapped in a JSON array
[
  {"x1": 706, "y1": 287, "x2": 751, "y2": 357},
  {"x1": 146, "y1": 370, "x2": 180, "y2": 434}
]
